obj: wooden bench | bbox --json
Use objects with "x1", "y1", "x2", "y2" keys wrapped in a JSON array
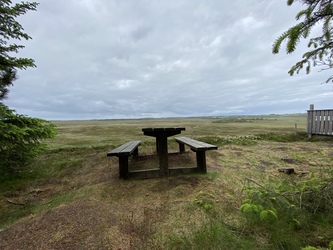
[
  {"x1": 107, "y1": 140, "x2": 141, "y2": 179},
  {"x1": 175, "y1": 137, "x2": 218, "y2": 173}
]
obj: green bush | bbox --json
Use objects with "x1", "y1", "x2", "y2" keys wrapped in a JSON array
[
  {"x1": 241, "y1": 175, "x2": 333, "y2": 248},
  {"x1": 0, "y1": 105, "x2": 57, "y2": 172}
]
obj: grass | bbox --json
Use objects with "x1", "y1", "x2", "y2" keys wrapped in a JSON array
[{"x1": 0, "y1": 114, "x2": 332, "y2": 249}]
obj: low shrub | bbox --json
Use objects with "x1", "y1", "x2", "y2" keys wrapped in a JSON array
[{"x1": 241, "y1": 173, "x2": 333, "y2": 249}]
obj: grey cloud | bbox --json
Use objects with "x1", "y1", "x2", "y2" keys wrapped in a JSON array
[{"x1": 5, "y1": 0, "x2": 333, "y2": 120}]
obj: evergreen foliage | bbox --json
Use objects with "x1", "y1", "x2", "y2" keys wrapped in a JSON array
[
  {"x1": 273, "y1": 0, "x2": 333, "y2": 83},
  {"x1": 0, "y1": 104, "x2": 57, "y2": 171},
  {"x1": 0, "y1": 1, "x2": 57, "y2": 172},
  {"x1": 241, "y1": 174, "x2": 333, "y2": 248}
]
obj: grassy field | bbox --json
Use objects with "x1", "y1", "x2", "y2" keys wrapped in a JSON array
[{"x1": 0, "y1": 114, "x2": 332, "y2": 249}]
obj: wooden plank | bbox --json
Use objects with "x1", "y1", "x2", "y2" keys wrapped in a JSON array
[
  {"x1": 179, "y1": 143, "x2": 185, "y2": 153},
  {"x1": 169, "y1": 167, "x2": 199, "y2": 176},
  {"x1": 142, "y1": 127, "x2": 185, "y2": 137},
  {"x1": 307, "y1": 109, "x2": 314, "y2": 137},
  {"x1": 119, "y1": 156, "x2": 129, "y2": 179},
  {"x1": 196, "y1": 151, "x2": 207, "y2": 173},
  {"x1": 119, "y1": 141, "x2": 141, "y2": 155},
  {"x1": 128, "y1": 169, "x2": 161, "y2": 179},
  {"x1": 314, "y1": 110, "x2": 319, "y2": 134},
  {"x1": 320, "y1": 110, "x2": 324, "y2": 134},
  {"x1": 175, "y1": 137, "x2": 217, "y2": 151},
  {"x1": 307, "y1": 106, "x2": 333, "y2": 136},
  {"x1": 322, "y1": 110, "x2": 326, "y2": 134},
  {"x1": 129, "y1": 167, "x2": 202, "y2": 178},
  {"x1": 157, "y1": 135, "x2": 169, "y2": 177},
  {"x1": 324, "y1": 110, "x2": 329, "y2": 135},
  {"x1": 328, "y1": 110, "x2": 333, "y2": 135},
  {"x1": 107, "y1": 141, "x2": 141, "y2": 156}
]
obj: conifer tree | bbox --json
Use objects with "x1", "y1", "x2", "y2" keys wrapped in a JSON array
[
  {"x1": 0, "y1": 1, "x2": 57, "y2": 172},
  {"x1": 273, "y1": 0, "x2": 333, "y2": 83}
]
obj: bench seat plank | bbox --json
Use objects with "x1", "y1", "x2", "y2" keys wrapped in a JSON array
[
  {"x1": 175, "y1": 136, "x2": 218, "y2": 173},
  {"x1": 107, "y1": 140, "x2": 141, "y2": 156},
  {"x1": 175, "y1": 137, "x2": 217, "y2": 151},
  {"x1": 107, "y1": 140, "x2": 141, "y2": 179}
]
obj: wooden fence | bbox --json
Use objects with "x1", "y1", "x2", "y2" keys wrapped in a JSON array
[{"x1": 307, "y1": 104, "x2": 333, "y2": 137}]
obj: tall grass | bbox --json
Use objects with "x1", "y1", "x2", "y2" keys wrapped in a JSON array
[{"x1": 1, "y1": 114, "x2": 333, "y2": 249}]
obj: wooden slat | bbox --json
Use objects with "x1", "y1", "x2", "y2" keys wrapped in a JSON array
[
  {"x1": 314, "y1": 110, "x2": 319, "y2": 134},
  {"x1": 129, "y1": 167, "x2": 202, "y2": 178},
  {"x1": 175, "y1": 137, "x2": 217, "y2": 151},
  {"x1": 312, "y1": 110, "x2": 316, "y2": 134},
  {"x1": 142, "y1": 127, "x2": 185, "y2": 137},
  {"x1": 107, "y1": 141, "x2": 141, "y2": 156},
  {"x1": 328, "y1": 110, "x2": 333, "y2": 135},
  {"x1": 324, "y1": 110, "x2": 329, "y2": 134},
  {"x1": 307, "y1": 108, "x2": 333, "y2": 136},
  {"x1": 128, "y1": 169, "x2": 161, "y2": 179},
  {"x1": 307, "y1": 110, "x2": 313, "y2": 135},
  {"x1": 319, "y1": 110, "x2": 325, "y2": 134}
]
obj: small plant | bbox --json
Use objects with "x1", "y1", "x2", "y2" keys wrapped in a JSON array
[
  {"x1": 241, "y1": 174, "x2": 333, "y2": 248},
  {"x1": 193, "y1": 191, "x2": 215, "y2": 212},
  {"x1": 240, "y1": 197, "x2": 278, "y2": 224},
  {"x1": 301, "y1": 247, "x2": 318, "y2": 250},
  {"x1": 301, "y1": 240, "x2": 333, "y2": 250}
]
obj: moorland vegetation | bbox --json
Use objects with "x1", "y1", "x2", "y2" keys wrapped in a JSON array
[{"x1": 0, "y1": 115, "x2": 332, "y2": 249}]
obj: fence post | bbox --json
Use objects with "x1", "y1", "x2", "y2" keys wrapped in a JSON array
[{"x1": 307, "y1": 104, "x2": 314, "y2": 138}]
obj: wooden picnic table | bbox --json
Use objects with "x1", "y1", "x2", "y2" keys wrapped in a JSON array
[
  {"x1": 142, "y1": 127, "x2": 185, "y2": 177},
  {"x1": 107, "y1": 127, "x2": 218, "y2": 179}
]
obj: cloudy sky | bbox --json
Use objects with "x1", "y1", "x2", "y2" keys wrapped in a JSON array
[{"x1": 5, "y1": 0, "x2": 333, "y2": 120}]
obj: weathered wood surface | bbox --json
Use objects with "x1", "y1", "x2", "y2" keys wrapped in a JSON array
[
  {"x1": 127, "y1": 167, "x2": 201, "y2": 179},
  {"x1": 107, "y1": 141, "x2": 141, "y2": 179},
  {"x1": 175, "y1": 137, "x2": 218, "y2": 152},
  {"x1": 142, "y1": 127, "x2": 186, "y2": 137},
  {"x1": 175, "y1": 136, "x2": 218, "y2": 173},
  {"x1": 307, "y1": 104, "x2": 333, "y2": 137},
  {"x1": 142, "y1": 127, "x2": 186, "y2": 177},
  {"x1": 107, "y1": 141, "x2": 141, "y2": 156}
]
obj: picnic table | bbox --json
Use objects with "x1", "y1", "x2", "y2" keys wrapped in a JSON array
[
  {"x1": 142, "y1": 127, "x2": 185, "y2": 177},
  {"x1": 107, "y1": 127, "x2": 218, "y2": 179}
]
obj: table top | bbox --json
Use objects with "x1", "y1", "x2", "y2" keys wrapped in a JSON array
[
  {"x1": 142, "y1": 127, "x2": 185, "y2": 137},
  {"x1": 142, "y1": 127, "x2": 185, "y2": 132}
]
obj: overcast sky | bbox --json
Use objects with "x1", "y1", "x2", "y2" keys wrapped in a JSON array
[{"x1": 5, "y1": 0, "x2": 333, "y2": 120}]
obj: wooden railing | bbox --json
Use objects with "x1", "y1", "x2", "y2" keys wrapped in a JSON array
[{"x1": 307, "y1": 104, "x2": 333, "y2": 137}]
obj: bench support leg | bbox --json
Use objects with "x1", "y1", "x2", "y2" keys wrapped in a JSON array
[
  {"x1": 196, "y1": 151, "x2": 207, "y2": 173},
  {"x1": 155, "y1": 137, "x2": 159, "y2": 153},
  {"x1": 118, "y1": 156, "x2": 129, "y2": 179},
  {"x1": 133, "y1": 147, "x2": 139, "y2": 157},
  {"x1": 178, "y1": 143, "x2": 185, "y2": 154}
]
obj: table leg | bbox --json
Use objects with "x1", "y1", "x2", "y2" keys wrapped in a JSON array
[
  {"x1": 196, "y1": 151, "x2": 207, "y2": 173},
  {"x1": 118, "y1": 156, "x2": 129, "y2": 179},
  {"x1": 157, "y1": 135, "x2": 168, "y2": 176},
  {"x1": 155, "y1": 137, "x2": 159, "y2": 153}
]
